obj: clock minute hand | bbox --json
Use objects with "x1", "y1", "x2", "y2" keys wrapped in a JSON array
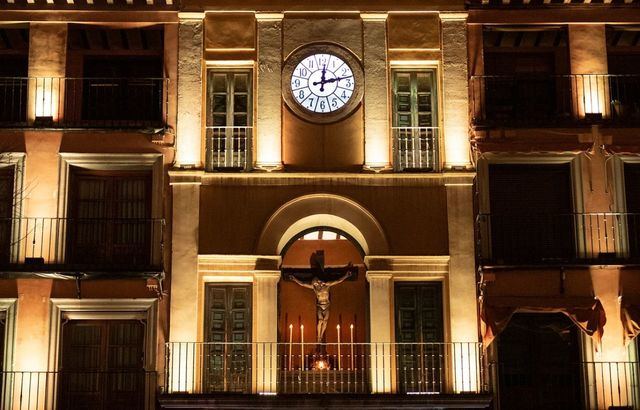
[{"x1": 312, "y1": 76, "x2": 349, "y2": 86}]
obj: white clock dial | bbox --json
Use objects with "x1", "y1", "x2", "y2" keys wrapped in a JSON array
[{"x1": 290, "y1": 53, "x2": 355, "y2": 114}]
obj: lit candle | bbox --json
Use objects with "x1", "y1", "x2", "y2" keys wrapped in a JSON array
[
  {"x1": 300, "y1": 324, "x2": 305, "y2": 370},
  {"x1": 288, "y1": 324, "x2": 293, "y2": 371},
  {"x1": 337, "y1": 324, "x2": 341, "y2": 370},
  {"x1": 350, "y1": 324, "x2": 354, "y2": 370}
]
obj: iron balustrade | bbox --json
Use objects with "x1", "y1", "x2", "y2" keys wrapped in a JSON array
[
  {"x1": 489, "y1": 361, "x2": 640, "y2": 410},
  {"x1": 164, "y1": 341, "x2": 485, "y2": 395},
  {"x1": 470, "y1": 74, "x2": 640, "y2": 128},
  {"x1": 392, "y1": 127, "x2": 439, "y2": 172},
  {"x1": 0, "y1": 217, "x2": 164, "y2": 272},
  {"x1": 0, "y1": 77, "x2": 168, "y2": 128},
  {"x1": 0, "y1": 370, "x2": 157, "y2": 410},
  {"x1": 477, "y1": 213, "x2": 640, "y2": 265},
  {"x1": 205, "y1": 126, "x2": 253, "y2": 171}
]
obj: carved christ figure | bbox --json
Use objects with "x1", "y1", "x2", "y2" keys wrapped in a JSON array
[{"x1": 289, "y1": 269, "x2": 352, "y2": 344}]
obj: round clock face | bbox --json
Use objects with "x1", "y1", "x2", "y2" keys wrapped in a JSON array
[
  {"x1": 290, "y1": 54, "x2": 355, "y2": 114},
  {"x1": 283, "y1": 44, "x2": 364, "y2": 124}
]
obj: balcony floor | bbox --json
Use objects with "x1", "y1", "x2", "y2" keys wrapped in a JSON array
[{"x1": 158, "y1": 393, "x2": 493, "y2": 409}]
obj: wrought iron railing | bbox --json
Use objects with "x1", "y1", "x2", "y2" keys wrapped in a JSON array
[
  {"x1": 164, "y1": 342, "x2": 485, "y2": 395},
  {"x1": 477, "y1": 213, "x2": 640, "y2": 265},
  {"x1": 205, "y1": 126, "x2": 253, "y2": 171},
  {"x1": 489, "y1": 361, "x2": 640, "y2": 410},
  {"x1": 0, "y1": 217, "x2": 164, "y2": 272},
  {"x1": 0, "y1": 370, "x2": 157, "y2": 410},
  {"x1": 470, "y1": 74, "x2": 640, "y2": 128},
  {"x1": 0, "y1": 77, "x2": 168, "y2": 128},
  {"x1": 392, "y1": 127, "x2": 439, "y2": 172}
]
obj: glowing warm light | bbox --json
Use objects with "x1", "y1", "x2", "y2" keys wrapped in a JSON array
[
  {"x1": 364, "y1": 134, "x2": 391, "y2": 171},
  {"x1": 453, "y1": 347, "x2": 479, "y2": 393},
  {"x1": 443, "y1": 127, "x2": 471, "y2": 169},
  {"x1": 255, "y1": 130, "x2": 282, "y2": 170},
  {"x1": 579, "y1": 75, "x2": 608, "y2": 118},
  {"x1": 312, "y1": 357, "x2": 330, "y2": 371},
  {"x1": 32, "y1": 78, "x2": 62, "y2": 123},
  {"x1": 175, "y1": 122, "x2": 202, "y2": 168}
]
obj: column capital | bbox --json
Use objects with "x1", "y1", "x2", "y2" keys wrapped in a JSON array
[
  {"x1": 253, "y1": 271, "x2": 282, "y2": 281},
  {"x1": 360, "y1": 13, "x2": 388, "y2": 21},
  {"x1": 178, "y1": 12, "x2": 205, "y2": 21},
  {"x1": 255, "y1": 13, "x2": 284, "y2": 22},
  {"x1": 366, "y1": 271, "x2": 393, "y2": 282},
  {"x1": 439, "y1": 12, "x2": 468, "y2": 22}
]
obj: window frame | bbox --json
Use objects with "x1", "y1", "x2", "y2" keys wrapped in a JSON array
[
  {"x1": 390, "y1": 67, "x2": 440, "y2": 172},
  {"x1": 204, "y1": 68, "x2": 254, "y2": 171}
]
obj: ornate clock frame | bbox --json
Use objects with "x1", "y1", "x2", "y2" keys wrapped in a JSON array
[{"x1": 282, "y1": 43, "x2": 364, "y2": 124}]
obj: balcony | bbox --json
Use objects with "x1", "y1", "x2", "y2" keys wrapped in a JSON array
[
  {"x1": 392, "y1": 127, "x2": 439, "y2": 172},
  {"x1": 0, "y1": 77, "x2": 168, "y2": 129},
  {"x1": 0, "y1": 217, "x2": 164, "y2": 274},
  {"x1": 470, "y1": 74, "x2": 640, "y2": 128},
  {"x1": 477, "y1": 213, "x2": 640, "y2": 266},
  {"x1": 162, "y1": 342, "x2": 487, "y2": 404},
  {"x1": 489, "y1": 361, "x2": 639, "y2": 409},
  {"x1": 204, "y1": 126, "x2": 252, "y2": 171},
  {"x1": 0, "y1": 370, "x2": 156, "y2": 410}
]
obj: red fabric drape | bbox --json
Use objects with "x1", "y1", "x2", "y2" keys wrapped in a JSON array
[
  {"x1": 480, "y1": 296, "x2": 606, "y2": 350},
  {"x1": 621, "y1": 297, "x2": 640, "y2": 344}
]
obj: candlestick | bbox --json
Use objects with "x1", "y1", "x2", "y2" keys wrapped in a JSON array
[
  {"x1": 288, "y1": 324, "x2": 293, "y2": 371},
  {"x1": 300, "y1": 324, "x2": 305, "y2": 370},
  {"x1": 337, "y1": 324, "x2": 341, "y2": 370},
  {"x1": 350, "y1": 324, "x2": 354, "y2": 370}
]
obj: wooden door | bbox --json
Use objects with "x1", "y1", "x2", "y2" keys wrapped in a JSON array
[
  {"x1": 625, "y1": 163, "x2": 640, "y2": 258},
  {"x1": 204, "y1": 284, "x2": 252, "y2": 393},
  {"x1": 497, "y1": 313, "x2": 582, "y2": 410},
  {"x1": 58, "y1": 320, "x2": 146, "y2": 410},
  {"x1": 67, "y1": 170, "x2": 151, "y2": 268},
  {"x1": 395, "y1": 283, "x2": 444, "y2": 393}
]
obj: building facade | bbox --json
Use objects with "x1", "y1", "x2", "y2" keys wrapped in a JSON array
[
  {"x1": 164, "y1": 1, "x2": 485, "y2": 408},
  {"x1": 469, "y1": 1, "x2": 640, "y2": 409},
  {"x1": 0, "y1": 0, "x2": 177, "y2": 409}
]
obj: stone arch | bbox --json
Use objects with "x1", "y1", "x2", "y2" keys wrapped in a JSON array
[{"x1": 256, "y1": 193, "x2": 389, "y2": 255}]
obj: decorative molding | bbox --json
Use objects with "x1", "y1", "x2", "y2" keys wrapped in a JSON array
[
  {"x1": 255, "y1": 13, "x2": 284, "y2": 21},
  {"x1": 0, "y1": 299, "x2": 17, "y2": 372},
  {"x1": 360, "y1": 13, "x2": 389, "y2": 21},
  {"x1": 439, "y1": 12, "x2": 469, "y2": 21},
  {"x1": 178, "y1": 12, "x2": 205, "y2": 20},
  {"x1": 365, "y1": 255, "x2": 450, "y2": 278}
]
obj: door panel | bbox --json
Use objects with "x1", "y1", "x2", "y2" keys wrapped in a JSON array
[
  {"x1": 395, "y1": 283, "x2": 444, "y2": 393},
  {"x1": 0, "y1": 168, "x2": 13, "y2": 265},
  {"x1": 58, "y1": 320, "x2": 146, "y2": 410},
  {"x1": 204, "y1": 284, "x2": 252, "y2": 393}
]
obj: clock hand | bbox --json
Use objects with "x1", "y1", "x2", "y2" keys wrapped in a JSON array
[
  {"x1": 312, "y1": 76, "x2": 349, "y2": 86},
  {"x1": 320, "y1": 65, "x2": 326, "y2": 92}
]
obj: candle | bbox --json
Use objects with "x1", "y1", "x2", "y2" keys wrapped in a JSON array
[
  {"x1": 350, "y1": 324, "x2": 354, "y2": 370},
  {"x1": 288, "y1": 324, "x2": 293, "y2": 371},
  {"x1": 300, "y1": 324, "x2": 305, "y2": 370},
  {"x1": 337, "y1": 324, "x2": 341, "y2": 370}
]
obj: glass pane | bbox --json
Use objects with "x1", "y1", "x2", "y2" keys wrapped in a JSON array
[
  {"x1": 234, "y1": 74, "x2": 249, "y2": 93},
  {"x1": 233, "y1": 114, "x2": 248, "y2": 127},
  {"x1": 213, "y1": 114, "x2": 226, "y2": 126},
  {"x1": 418, "y1": 94, "x2": 432, "y2": 112},
  {"x1": 212, "y1": 74, "x2": 227, "y2": 93},
  {"x1": 396, "y1": 74, "x2": 411, "y2": 93},
  {"x1": 213, "y1": 95, "x2": 227, "y2": 113},
  {"x1": 417, "y1": 73, "x2": 432, "y2": 93},
  {"x1": 234, "y1": 95, "x2": 248, "y2": 113}
]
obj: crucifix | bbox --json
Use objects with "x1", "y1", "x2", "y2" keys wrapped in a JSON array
[{"x1": 282, "y1": 250, "x2": 356, "y2": 344}]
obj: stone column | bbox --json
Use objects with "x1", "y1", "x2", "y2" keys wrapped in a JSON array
[
  {"x1": 445, "y1": 175, "x2": 481, "y2": 392},
  {"x1": 176, "y1": 13, "x2": 204, "y2": 168},
  {"x1": 28, "y1": 23, "x2": 67, "y2": 124},
  {"x1": 441, "y1": 13, "x2": 471, "y2": 170},
  {"x1": 168, "y1": 176, "x2": 200, "y2": 392},
  {"x1": 255, "y1": 13, "x2": 283, "y2": 170},
  {"x1": 367, "y1": 271, "x2": 393, "y2": 393},
  {"x1": 362, "y1": 14, "x2": 390, "y2": 171},
  {"x1": 569, "y1": 25, "x2": 609, "y2": 117},
  {"x1": 254, "y1": 271, "x2": 280, "y2": 393}
]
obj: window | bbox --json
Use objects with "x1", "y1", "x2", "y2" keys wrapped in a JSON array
[
  {"x1": 391, "y1": 69, "x2": 438, "y2": 171},
  {"x1": 67, "y1": 169, "x2": 152, "y2": 268},
  {"x1": 205, "y1": 70, "x2": 252, "y2": 171}
]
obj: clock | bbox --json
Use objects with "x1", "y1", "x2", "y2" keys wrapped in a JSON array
[{"x1": 283, "y1": 43, "x2": 364, "y2": 124}]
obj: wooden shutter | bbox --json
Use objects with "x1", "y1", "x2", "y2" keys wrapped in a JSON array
[
  {"x1": 67, "y1": 170, "x2": 151, "y2": 267},
  {"x1": 488, "y1": 163, "x2": 574, "y2": 263},
  {"x1": 58, "y1": 320, "x2": 145, "y2": 410},
  {"x1": 395, "y1": 283, "x2": 444, "y2": 393},
  {"x1": 203, "y1": 284, "x2": 252, "y2": 393}
]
